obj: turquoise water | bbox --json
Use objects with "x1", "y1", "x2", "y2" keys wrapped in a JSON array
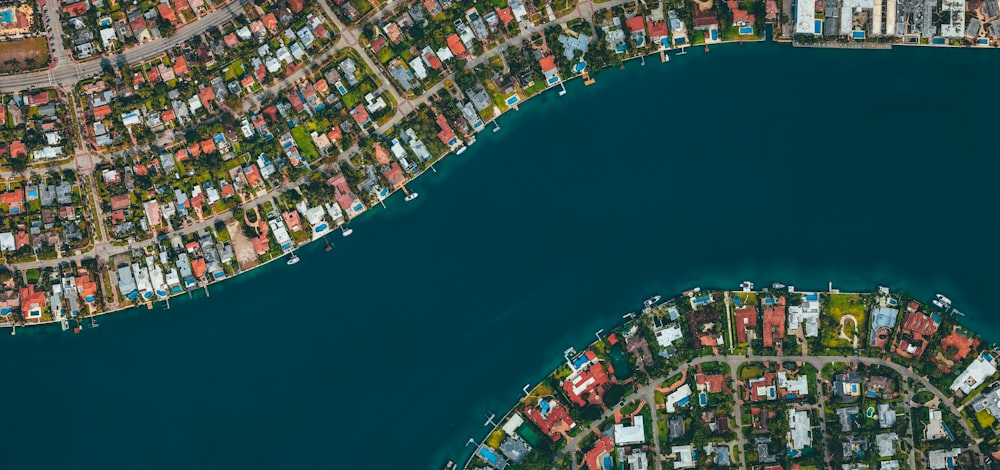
[{"x1": 5, "y1": 43, "x2": 1000, "y2": 469}]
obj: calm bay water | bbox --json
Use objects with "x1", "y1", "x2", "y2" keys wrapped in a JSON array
[{"x1": 4, "y1": 43, "x2": 1000, "y2": 470}]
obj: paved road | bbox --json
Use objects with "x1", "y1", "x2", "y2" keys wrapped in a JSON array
[
  {"x1": 558, "y1": 353, "x2": 983, "y2": 468},
  {"x1": 0, "y1": 0, "x2": 252, "y2": 92}
]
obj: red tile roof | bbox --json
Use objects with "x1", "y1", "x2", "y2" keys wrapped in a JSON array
[
  {"x1": 9, "y1": 140, "x2": 26, "y2": 159},
  {"x1": 252, "y1": 235, "x2": 269, "y2": 255},
  {"x1": 435, "y1": 114, "x2": 456, "y2": 145},
  {"x1": 288, "y1": 0, "x2": 304, "y2": 13},
  {"x1": 191, "y1": 258, "x2": 208, "y2": 278},
  {"x1": 200, "y1": 139, "x2": 215, "y2": 154},
  {"x1": 245, "y1": 164, "x2": 263, "y2": 188},
  {"x1": 382, "y1": 162, "x2": 406, "y2": 189},
  {"x1": 523, "y1": 400, "x2": 576, "y2": 441},
  {"x1": 584, "y1": 436, "x2": 615, "y2": 470},
  {"x1": 648, "y1": 20, "x2": 669, "y2": 39},
  {"x1": 220, "y1": 184, "x2": 235, "y2": 199},
  {"x1": 224, "y1": 33, "x2": 238, "y2": 47},
  {"x1": 762, "y1": 297, "x2": 786, "y2": 348},
  {"x1": 539, "y1": 56, "x2": 557, "y2": 73},
  {"x1": 351, "y1": 104, "x2": 370, "y2": 125},
  {"x1": 1, "y1": 190, "x2": 24, "y2": 205},
  {"x1": 65, "y1": 1, "x2": 88, "y2": 16},
  {"x1": 199, "y1": 86, "x2": 216, "y2": 110},
  {"x1": 110, "y1": 194, "x2": 131, "y2": 210},
  {"x1": 625, "y1": 15, "x2": 645, "y2": 33},
  {"x1": 14, "y1": 231, "x2": 29, "y2": 249},
  {"x1": 373, "y1": 142, "x2": 390, "y2": 165},
  {"x1": 446, "y1": 34, "x2": 467, "y2": 57},
  {"x1": 19, "y1": 285, "x2": 45, "y2": 314},
  {"x1": 424, "y1": 51, "x2": 442, "y2": 69},
  {"x1": 696, "y1": 373, "x2": 727, "y2": 393},
  {"x1": 262, "y1": 13, "x2": 278, "y2": 32},
  {"x1": 727, "y1": 0, "x2": 756, "y2": 24},
  {"x1": 282, "y1": 210, "x2": 302, "y2": 232},
  {"x1": 327, "y1": 126, "x2": 342, "y2": 142},
  {"x1": 173, "y1": 55, "x2": 189, "y2": 75},
  {"x1": 693, "y1": 4, "x2": 719, "y2": 27},
  {"x1": 157, "y1": 2, "x2": 177, "y2": 23},
  {"x1": 734, "y1": 305, "x2": 758, "y2": 344},
  {"x1": 562, "y1": 362, "x2": 610, "y2": 407},
  {"x1": 496, "y1": 7, "x2": 514, "y2": 25},
  {"x1": 161, "y1": 109, "x2": 175, "y2": 122}
]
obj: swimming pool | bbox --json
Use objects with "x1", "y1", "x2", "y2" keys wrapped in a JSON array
[
  {"x1": 479, "y1": 447, "x2": 504, "y2": 467},
  {"x1": 547, "y1": 75, "x2": 559, "y2": 84},
  {"x1": 805, "y1": 294, "x2": 818, "y2": 301},
  {"x1": 710, "y1": 29, "x2": 718, "y2": 40},
  {"x1": 315, "y1": 223, "x2": 328, "y2": 232},
  {"x1": 739, "y1": 26, "x2": 753, "y2": 35},
  {"x1": 573, "y1": 61, "x2": 586, "y2": 72},
  {"x1": 505, "y1": 95, "x2": 520, "y2": 106},
  {"x1": 931, "y1": 37, "x2": 945, "y2": 44},
  {"x1": 0, "y1": 10, "x2": 13, "y2": 24},
  {"x1": 636, "y1": 37, "x2": 644, "y2": 46},
  {"x1": 698, "y1": 391, "x2": 708, "y2": 406},
  {"x1": 852, "y1": 31, "x2": 865, "y2": 39},
  {"x1": 352, "y1": 203, "x2": 363, "y2": 212}
]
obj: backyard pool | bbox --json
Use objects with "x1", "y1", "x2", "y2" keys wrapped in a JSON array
[
  {"x1": 739, "y1": 26, "x2": 753, "y2": 35},
  {"x1": 0, "y1": 10, "x2": 14, "y2": 24},
  {"x1": 505, "y1": 94, "x2": 520, "y2": 106}
]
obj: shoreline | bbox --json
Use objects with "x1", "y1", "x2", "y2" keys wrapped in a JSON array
[
  {"x1": 4, "y1": 36, "x2": 991, "y2": 334},
  {"x1": 456, "y1": 284, "x2": 992, "y2": 470}
]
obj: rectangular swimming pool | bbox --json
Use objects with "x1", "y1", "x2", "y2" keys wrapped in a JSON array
[
  {"x1": 739, "y1": 26, "x2": 753, "y2": 35},
  {"x1": 0, "y1": 11, "x2": 13, "y2": 24}
]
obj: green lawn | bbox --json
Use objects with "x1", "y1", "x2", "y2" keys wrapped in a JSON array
[
  {"x1": 224, "y1": 60, "x2": 245, "y2": 81},
  {"x1": 523, "y1": 80, "x2": 548, "y2": 97},
  {"x1": 823, "y1": 293, "x2": 868, "y2": 348},
  {"x1": 290, "y1": 127, "x2": 319, "y2": 162}
]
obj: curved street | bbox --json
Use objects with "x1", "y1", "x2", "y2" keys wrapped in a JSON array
[{"x1": 558, "y1": 353, "x2": 982, "y2": 470}]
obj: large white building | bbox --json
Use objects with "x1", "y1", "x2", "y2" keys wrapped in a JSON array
[
  {"x1": 950, "y1": 352, "x2": 997, "y2": 394},
  {"x1": 788, "y1": 294, "x2": 821, "y2": 337},
  {"x1": 787, "y1": 409, "x2": 811, "y2": 450},
  {"x1": 613, "y1": 415, "x2": 645, "y2": 446},
  {"x1": 795, "y1": 0, "x2": 817, "y2": 34}
]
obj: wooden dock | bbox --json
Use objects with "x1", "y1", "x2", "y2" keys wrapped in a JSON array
[{"x1": 583, "y1": 72, "x2": 595, "y2": 86}]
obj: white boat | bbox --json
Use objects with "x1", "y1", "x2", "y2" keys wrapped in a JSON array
[
  {"x1": 772, "y1": 282, "x2": 786, "y2": 289},
  {"x1": 740, "y1": 281, "x2": 754, "y2": 291},
  {"x1": 932, "y1": 299, "x2": 946, "y2": 309},
  {"x1": 644, "y1": 295, "x2": 662, "y2": 307},
  {"x1": 936, "y1": 293, "x2": 952, "y2": 305},
  {"x1": 404, "y1": 192, "x2": 419, "y2": 202},
  {"x1": 286, "y1": 253, "x2": 300, "y2": 265},
  {"x1": 342, "y1": 227, "x2": 353, "y2": 237},
  {"x1": 455, "y1": 146, "x2": 467, "y2": 155}
]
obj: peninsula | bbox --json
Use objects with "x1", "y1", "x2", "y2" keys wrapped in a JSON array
[
  {"x1": 0, "y1": 0, "x2": 994, "y2": 331},
  {"x1": 455, "y1": 284, "x2": 1000, "y2": 470}
]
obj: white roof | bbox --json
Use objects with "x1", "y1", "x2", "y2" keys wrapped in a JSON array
[
  {"x1": 778, "y1": 371, "x2": 809, "y2": 396},
  {"x1": 950, "y1": 352, "x2": 997, "y2": 394},
  {"x1": 787, "y1": 409, "x2": 811, "y2": 450},
  {"x1": 928, "y1": 448, "x2": 962, "y2": 470},
  {"x1": 795, "y1": 0, "x2": 816, "y2": 34},
  {"x1": 0, "y1": 232, "x2": 14, "y2": 251},
  {"x1": 655, "y1": 325, "x2": 683, "y2": 348},
  {"x1": 408, "y1": 57, "x2": 428, "y2": 79},
  {"x1": 671, "y1": 445, "x2": 696, "y2": 469},
  {"x1": 665, "y1": 384, "x2": 692, "y2": 413},
  {"x1": 613, "y1": 415, "x2": 645, "y2": 445},
  {"x1": 502, "y1": 413, "x2": 523, "y2": 437},
  {"x1": 788, "y1": 297, "x2": 820, "y2": 337}
]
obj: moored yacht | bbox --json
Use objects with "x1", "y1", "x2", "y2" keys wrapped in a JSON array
[{"x1": 287, "y1": 252, "x2": 300, "y2": 265}]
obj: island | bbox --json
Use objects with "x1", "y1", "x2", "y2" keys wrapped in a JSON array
[
  {"x1": 451, "y1": 285, "x2": 1000, "y2": 470},
  {"x1": 0, "y1": 0, "x2": 995, "y2": 330}
]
